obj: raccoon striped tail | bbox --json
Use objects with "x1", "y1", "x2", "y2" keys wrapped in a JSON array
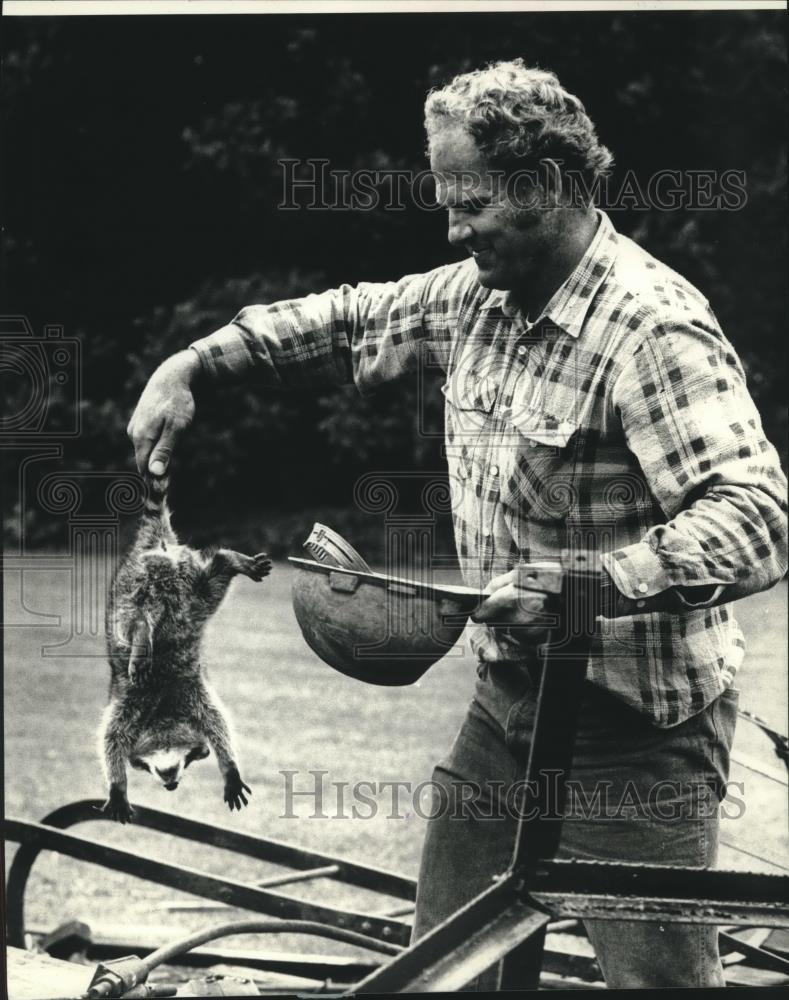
[{"x1": 138, "y1": 473, "x2": 172, "y2": 547}]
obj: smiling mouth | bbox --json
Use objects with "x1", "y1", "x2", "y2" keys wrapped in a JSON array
[{"x1": 470, "y1": 248, "x2": 493, "y2": 264}]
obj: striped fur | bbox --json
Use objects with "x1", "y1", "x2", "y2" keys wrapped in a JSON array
[{"x1": 98, "y1": 473, "x2": 271, "y2": 823}]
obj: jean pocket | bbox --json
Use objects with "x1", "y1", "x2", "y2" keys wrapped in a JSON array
[{"x1": 711, "y1": 686, "x2": 739, "y2": 796}]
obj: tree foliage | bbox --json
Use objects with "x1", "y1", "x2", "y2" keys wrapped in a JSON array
[{"x1": 3, "y1": 12, "x2": 786, "y2": 548}]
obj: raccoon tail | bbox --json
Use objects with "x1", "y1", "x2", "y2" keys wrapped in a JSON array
[{"x1": 138, "y1": 473, "x2": 174, "y2": 547}]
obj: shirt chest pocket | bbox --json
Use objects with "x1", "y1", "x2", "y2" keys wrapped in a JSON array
[
  {"x1": 441, "y1": 370, "x2": 498, "y2": 481},
  {"x1": 499, "y1": 410, "x2": 580, "y2": 522}
]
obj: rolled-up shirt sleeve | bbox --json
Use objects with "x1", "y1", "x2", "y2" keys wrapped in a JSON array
[
  {"x1": 603, "y1": 315, "x2": 788, "y2": 607},
  {"x1": 189, "y1": 260, "x2": 474, "y2": 394}
]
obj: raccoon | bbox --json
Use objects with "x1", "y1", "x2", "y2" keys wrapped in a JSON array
[{"x1": 98, "y1": 473, "x2": 271, "y2": 823}]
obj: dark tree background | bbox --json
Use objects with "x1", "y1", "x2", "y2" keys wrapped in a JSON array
[{"x1": 2, "y1": 11, "x2": 786, "y2": 554}]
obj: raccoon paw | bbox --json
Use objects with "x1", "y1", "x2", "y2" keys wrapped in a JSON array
[
  {"x1": 101, "y1": 787, "x2": 135, "y2": 824},
  {"x1": 224, "y1": 768, "x2": 252, "y2": 811},
  {"x1": 246, "y1": 553, "x2": 272, "y2": 582}
]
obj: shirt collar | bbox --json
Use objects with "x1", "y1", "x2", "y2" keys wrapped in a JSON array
[{"x1": 479, "y1": 210, "x2": 619, "y2": 339}]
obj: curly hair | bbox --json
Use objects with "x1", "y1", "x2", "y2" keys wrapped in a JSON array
[{"x1": 424, "y1": 58, "x2": 613, "y2": 191}]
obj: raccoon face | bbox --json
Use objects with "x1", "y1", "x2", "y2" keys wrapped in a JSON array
[{"x1": 130, "y1": 744, "x2": 210, "y2": 790}]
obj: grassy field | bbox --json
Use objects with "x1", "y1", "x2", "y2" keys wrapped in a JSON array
[{"x1": 4, "y1": 556, "x2": 788, "y2": 954}]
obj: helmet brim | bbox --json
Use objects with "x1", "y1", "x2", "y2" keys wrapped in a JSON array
[{"x1": 289, "y1": 557, "x2": 483, "y2": 686}]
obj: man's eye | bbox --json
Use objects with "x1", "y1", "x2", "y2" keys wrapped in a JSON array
[{"x1": 445, "y1": 205, "x2": 481, "y2": 218}]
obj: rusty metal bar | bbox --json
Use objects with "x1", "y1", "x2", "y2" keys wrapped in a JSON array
[
  {"x1": 508, "y1": 553, "x2": 602, "y2": 870},
  {"x1": 9, "y1": 799, "x2": 415, "y2": 897},
  {"x1": 499, "y1": 552, "x2": 598, "y2": 989},
  {"x1": 344, "y1": 865, "x2": 789, "y2": 993},
  {"x1": 257, "y1": 864, "x2": 340, "y2": 888},
  {"x1": 4, "y1": 798, "x2": 415, "y2": 948},
  {"x1": 3, "y1": 818, "x2": 410, "y2": 948},
  {"x1": 529, "y1": 892, "x2": 789, "y2": 927},
  {"x1": 498, "y1": 923, "x2": 548, "y2": 991},
  {"x1": 347, "y1": 554, "x2": 789, "y2": 991},
  {"x1": 349, "y1": 873, "x2": 551, "y2": 993},
  {"x1": 7, "y1": 549, "x2": 788, "y2": 993},
  {"x1": 719, "y1": 930, "x2": 789, "y2": 974},
  {"x1": 530, "y1": 858, "x2": 789, "y2": 908},
  {"x1": 154, "y1": 862, "x2": 343, "y2": 911},
  {"x1": 528, "y1": 858, "x2": 789, "y2": 925}
]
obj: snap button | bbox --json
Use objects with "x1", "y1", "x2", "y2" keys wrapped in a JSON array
[
  {"x1": 517, "y1": 345, "x2": 528, "y2": 357},
  {"x1": 490, "y1": 465, "x2": 499, "y2": 477},
  {"x1": 637, "y1": 582, "x2": 649, "y2": 594},
  {"x1": 636, "y1": 600, "x2": 646, "y2": 609}
]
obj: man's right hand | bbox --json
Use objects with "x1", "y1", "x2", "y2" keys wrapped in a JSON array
[{"x1": 127, "y1": 350, "x2": 200, "y2": 475}]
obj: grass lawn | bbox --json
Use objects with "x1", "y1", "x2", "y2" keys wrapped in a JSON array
[{"x1": 4, "y1": 556, "x2": 787, "y2": 952}]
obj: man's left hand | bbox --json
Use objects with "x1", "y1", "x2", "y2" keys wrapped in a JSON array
[{"x1": 470, "y1": 568, "x2": 556, "y2": 640}]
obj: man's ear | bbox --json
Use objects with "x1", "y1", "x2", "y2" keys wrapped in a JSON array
[
  {"x1": 507, "y1": 161, "x2": 563, "y2": 213},
  {"x1": 508, "y1": 167, "x2": 542, "y2": 212},
  {"x1": 540, "y1": 158, "x2": 564, "y2": 209}
]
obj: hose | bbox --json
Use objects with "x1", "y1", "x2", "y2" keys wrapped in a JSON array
[
  {"x1": 82, "y1": 918, "x2": 402, "y2": 997},
  {"x1": 138, "y1": 917, "x2": 402, "y2": 974}
]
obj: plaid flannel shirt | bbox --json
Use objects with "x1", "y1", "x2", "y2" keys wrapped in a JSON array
[{"x1": 191, "y1": 211, "x2": 787, "y2": 727}]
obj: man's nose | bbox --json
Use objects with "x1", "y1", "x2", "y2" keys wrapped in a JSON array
[{"x1": 447, "y1": 211, "x2": 472, "y2": 247}]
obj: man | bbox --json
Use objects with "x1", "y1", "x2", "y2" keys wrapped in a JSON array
[{"x1": 129, "y1": 60, "x2": 787, "y2": 987}]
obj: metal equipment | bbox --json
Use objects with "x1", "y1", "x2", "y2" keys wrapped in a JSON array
[
  {"x1": 5, "y1": 548, "x2": 789, "y2": 994},
  {"x1": 290, "y1": 523, "x2": 482, "y2": 685}
]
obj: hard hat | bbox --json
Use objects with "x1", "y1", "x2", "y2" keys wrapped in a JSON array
[{"x1": 289, "y1": 525, "x2": 482, "y2": 686}]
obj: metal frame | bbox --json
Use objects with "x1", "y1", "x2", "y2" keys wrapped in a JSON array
[
  {"x1": 4, "y1": 800, "x2": 415, "y2": 950},
  {"x1": 4, "y1": 552, "x2": 789, "y2": 992},
  {"x1": 350, "y1": 554, "x2": 789, "y2": 991}
]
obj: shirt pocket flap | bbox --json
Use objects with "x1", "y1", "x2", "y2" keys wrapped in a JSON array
[
  {"x1": 441, "y1": 371, "x2": 498, "y2": 413},
  {"x1": 509, "y1": 410, "x2": 578, "y2": 449}
]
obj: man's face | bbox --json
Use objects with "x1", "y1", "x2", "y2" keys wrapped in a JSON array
[{"x1": 429, "y1": 125, "x2": 553, "y2": 292}]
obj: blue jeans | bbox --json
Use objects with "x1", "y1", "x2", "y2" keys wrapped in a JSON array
[{"x1": 412, "y1": 666, "x2": 739, "y2": 989}]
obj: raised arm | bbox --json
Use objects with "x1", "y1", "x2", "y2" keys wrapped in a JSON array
[
  {"x1": 128, "y1": 261, "x2": 472, "y2": 474},
  {"x1": 127, "y1": 349, "x2": 200, "y2": 476}
]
